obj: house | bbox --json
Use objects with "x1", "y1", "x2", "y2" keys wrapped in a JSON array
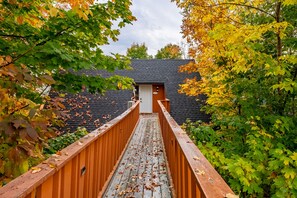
[{"x1": 58, "y1": 59, "x2": 209, "y2": 133}]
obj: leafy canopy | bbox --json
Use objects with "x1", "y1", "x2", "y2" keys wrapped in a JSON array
[
  {"x1": 0, "y1": 0, "x2": 135, "y2": 184},
  {"x1": 176, "y1": 0, "x2": 297, "y2": 196},
  {"x1": 126, "y1": 43, "x2": 150, "y2": 59},
  {"x1": 155, "y1": 43, "x2": 182, "y2": 59}
]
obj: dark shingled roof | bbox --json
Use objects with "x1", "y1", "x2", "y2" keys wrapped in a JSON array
[{"x1": 57, "y1": 59, "x2": 209, "y2": 133}]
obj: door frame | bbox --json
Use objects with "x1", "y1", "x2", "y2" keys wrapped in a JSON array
[
  {"x1": 139, "y1": 84, "x2": 153, "y2": 113},
  {"x1": 136, "y1": 84, "x2": 165, "y2": 113}
]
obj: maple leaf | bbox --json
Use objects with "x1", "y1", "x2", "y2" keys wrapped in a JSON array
[
  {"x1": 12, "y1": 119, "x2": 28, "y2": 129},
  {"x1": 0, "y1": 0, "x2": 135, "y2": 184}
]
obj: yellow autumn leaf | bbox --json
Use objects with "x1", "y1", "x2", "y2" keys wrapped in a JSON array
[
  {"x1": 226, "y1": 193, "x2": 239, "y2": 198},
  {"x1": 117, "y1": 82, "x2": 122, "y2": 89},
  {"x1": 290, "y1": 152, "x2": 297, "y2": 161},
  {"x1": 283, "y1": 157, "x2": 291, "y2": 166},
  {"x1": 48, "y1": 163, "x2": 57, "y2": 168},
  {"x1": 282, "y1": 0, "x2": 297, "y2": 5},
  {"x1": 49, "y1": 7, "x2": 59, "y2": 17},
  {"x1": 284, "y1": 169, "x2": 296, "y2": 179},
  {"x1": 31, "y1": 167, "x2": 42, "y2": 174},
  {"x1": 76, "y1": 9, "x2": 89, "y2": 20},
  {"x1": 16, "y1": 16, "x2": 24, "y2": 24}
]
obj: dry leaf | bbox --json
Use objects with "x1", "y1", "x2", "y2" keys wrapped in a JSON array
[
  {"x1": 88, "y1": 133, "x2": 95, "y2": 137},
  {"x1": 225, "y1": 193, "x2": 239, "y2": 198},
  {"x1": 118, "y1": 190, "x2": 126, "y2": 195},
  {"x1": 48, "y1": 163, "x2": 57, "y2": 168},
  {"x1": 144, "y1": 184, "x2": 153, "y2": 190},
  {"x1": 195, "y1": 169, "x2": 205, "y2": 175},
  {"x1": 31, "y1": 167, "x2": 42, "y2": 174},
  {"x1": 52, "y1": 154, "x2": 60, "y2": 158},
  {"x1": 78, "y1": 141, "x2": 83, "y2": 146},
  {"x1": 193, "y1": 156, "x2": 200, "y2": 161},
  {"x1": 152, "y1": 182, "x2": 161, "y2": 187}
]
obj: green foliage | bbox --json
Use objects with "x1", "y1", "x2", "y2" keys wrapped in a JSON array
[
  {"x1": 43, "y1": 127, "x2": 88, "y2": 155},
  {"x1": 0, "y1": 127, "x2": 89, "y2": 186},
  {"x1": 0, "y1": 137, "x2": 44, "y2": 185},
  {"x1": 184, "y1": 116, "x2": 297, "y2": 197},
  {"x1": 0, "y1": 0, "x2": 136, "y2": 183},
  {"x1": 177, "y1": 0, "x2": 297, "y2": 196},
  {"x1": 126, "y1": 43, "x2": 150, "y2": 59}
]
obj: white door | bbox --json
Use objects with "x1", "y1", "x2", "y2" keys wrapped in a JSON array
[{"x1": 139, "y1": 85, "x2": 152, "y2": 113}]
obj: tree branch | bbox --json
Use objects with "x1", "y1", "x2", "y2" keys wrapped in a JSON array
[
  {"x1": 37, "y1": 85, "x2": 50, "y2": 97},
  {"x1": 9, "y1": 85, "x2": 51, "y2": 115},
  {"x1": 275, "y1": 1, "x2": 282, "y2": 59},
  {"x1": 0, "y1": 34, "x2": 31, "y2": 39},
  {"x1": 0, "y1": 27, "x2": 72, "y2": 69},
  {"x1": 9, "y1": 104, "x2": 30, "y2": 115},
  {"x1": 198, "y1": 2, "x2": 276, "y2": 19},
  {"x1": 281, "y1": 66, "x2": 297, "y2": 115}
]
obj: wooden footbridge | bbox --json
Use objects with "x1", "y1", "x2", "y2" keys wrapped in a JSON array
[{"x1": 0, "y1": 101, "x2": 234, "y2": 198}]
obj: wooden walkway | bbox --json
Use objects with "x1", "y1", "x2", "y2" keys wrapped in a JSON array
[{"x1": 103, "y1": 114, "x2": 172, "y2": 198}]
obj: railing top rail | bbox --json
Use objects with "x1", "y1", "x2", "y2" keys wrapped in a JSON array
[
  {"x1": 158, "y1": 100, "x2": 234, "y2": 197},
  {"x1": 0, "y1": 101, "x2": 140, "y2": 197},
  {"x1": 91, "y1": 100, "x2": 140, "y2": 136}
]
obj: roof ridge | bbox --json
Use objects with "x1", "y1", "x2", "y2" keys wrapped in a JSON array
[{"x1": 131, "y1": 59, "x2": 194, "y2": 61}]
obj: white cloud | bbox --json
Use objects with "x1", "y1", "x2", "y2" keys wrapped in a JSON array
[{"x1": 101, "y1": 0, "x2": 184, "y2": 56}]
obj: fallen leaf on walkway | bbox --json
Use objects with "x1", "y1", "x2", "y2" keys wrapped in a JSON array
[
  {"x1": 115, "y1": 185, "x2": 120, "y2": 190},
  {"x1": 152, "y1": 182, "x2": 161, "y2": 187},
  {"x1": 118, "y1": 190, "x2": 126, "y2": 195},
  {"x1": 144, "y1": 184, "x2": 153, "y2": 190}
]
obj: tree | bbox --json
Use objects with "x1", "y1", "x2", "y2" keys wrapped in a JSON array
[
  {"x1": 126, "y1": 43, "x2": 150, "y2": 59},
  {"x1": 155, "y1": 44, "x2": 182, "y2": 59},
  {"x1": 175, "y1": 0, "x2": 297, "y2": 196},
  {"x1": 0, "y1": 0, "x2": 135, "y2": 183}
]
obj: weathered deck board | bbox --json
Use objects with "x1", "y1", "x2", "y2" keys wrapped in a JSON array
[{"x1": 103, "y1": 114, "x2": 172, "y2": 198}]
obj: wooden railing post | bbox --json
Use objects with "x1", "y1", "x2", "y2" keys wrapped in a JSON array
[
  {"x1": 0, "y1": 101, "x2": 140, "y2": 198},
  {"x1": 161, "y1": 98, "x2": 170, "y2": 112},
  {"x1": 157, "y1": 100, "x2": 235, "y2": 198}
]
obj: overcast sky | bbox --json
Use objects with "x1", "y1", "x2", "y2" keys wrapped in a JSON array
[{"x1": 101, "y1": 0, "x2": 184, "y2": 56}]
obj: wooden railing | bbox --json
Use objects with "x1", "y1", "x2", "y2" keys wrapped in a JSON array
[
  {"x1": 161, "y1": 98, "x2": 170, "y2": 112},
  {"x1": 0, "y1": 101, "x2": 140, "y2": 198},
  {"x1": 157, "y1": 100, "x2": 234, "y2": 198}
]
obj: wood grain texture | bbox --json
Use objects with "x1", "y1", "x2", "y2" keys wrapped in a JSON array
[{"x1": 103, "y1": 114, "x2": 172, "y2": 198}]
